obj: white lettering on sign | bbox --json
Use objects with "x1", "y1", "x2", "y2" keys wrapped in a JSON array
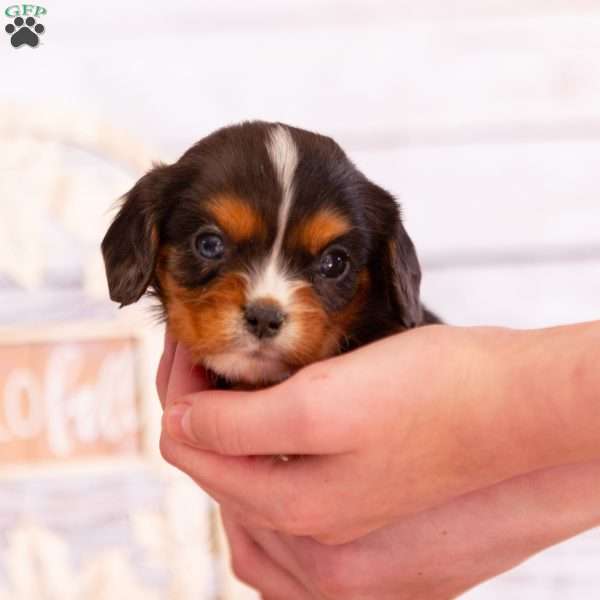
[{"x1": 0, "y1": 344, "x2": 139, "y2": 458}]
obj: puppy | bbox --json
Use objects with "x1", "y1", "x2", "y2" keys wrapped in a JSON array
[{"x1": 102, "y1": 121, "x2": 439, "y2": 387}]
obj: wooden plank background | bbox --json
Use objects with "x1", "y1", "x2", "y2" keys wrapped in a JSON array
[{"x1": 2, "y1": 1, "x2": 599, "y2": 598}]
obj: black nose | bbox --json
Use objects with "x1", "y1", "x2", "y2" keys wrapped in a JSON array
[{"x1": 244, "y1": 302, "x2": 286, "y2": 339}]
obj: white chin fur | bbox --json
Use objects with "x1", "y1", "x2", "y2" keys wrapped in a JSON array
[{"x1": 203, "y1": 351, "x2": 292, "y2": 385}]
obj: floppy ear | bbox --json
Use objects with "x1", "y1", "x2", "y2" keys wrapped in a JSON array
[
  {"x1": 101, "y1": 165, "x2": 170, "y2": 307},
  {"x1": 363, "y1": 181, "x2": 424, "y2": 329},
  {"x1": 387, "y1": 218, "x2": 424, "y2": 329}
]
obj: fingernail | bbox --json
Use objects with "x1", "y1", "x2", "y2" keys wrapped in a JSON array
[{"x1": 166, "y1": 403, "x2": 192, "y2": 442}]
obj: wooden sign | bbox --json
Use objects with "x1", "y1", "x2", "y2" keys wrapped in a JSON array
[{"x1": 0, "y1": 337, "x2": 140, "y2": 464}]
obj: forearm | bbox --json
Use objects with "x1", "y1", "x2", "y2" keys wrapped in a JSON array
[
  {"x1": 230, "y1": 461, "x2": 600, "y2": 600},
  {"x1": 387, "y1": 322, "x2": 600, "y2": 519},
  {"x1": 494, "y1": 321, "x2": 600, "y2": 474},
  {"x1": 482, "y1": 460, "x2": 600, "y2": 556},
  {"x1": 418, "y1": 460, "x2": 600, "y2": 598}
]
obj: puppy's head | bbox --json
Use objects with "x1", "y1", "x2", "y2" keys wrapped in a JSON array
[{"x1": 102, "y1": 122, "x2": 424, "y2": 385}]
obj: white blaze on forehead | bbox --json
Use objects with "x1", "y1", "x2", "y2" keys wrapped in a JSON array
[
  {"x1": 247, "y1": 125, "x2": 300, "y2": 308},
  {"x1": 248, "y1": 259, "x2": 297, "y2": 305},
  {"x1": 267, "y1": 124, "x2": 299, "y2": 258}
]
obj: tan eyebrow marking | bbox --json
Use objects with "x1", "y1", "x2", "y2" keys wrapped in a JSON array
[
  {"x1": 205, "y1": 194, "x2": 266, "y2": 242},
  {"x1": 291, "y1": 208, "x2": 352, "y2": 255}
]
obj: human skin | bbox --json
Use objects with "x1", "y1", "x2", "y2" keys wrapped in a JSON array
[
  {"x1": 159, "y1": 322, "x2": 600, "y2": 544},
  {"x1": 221, "y1": 460, "x2": 600, "y2": 599}
]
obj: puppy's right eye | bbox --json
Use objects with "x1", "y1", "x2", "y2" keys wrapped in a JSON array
[{"x1": 194, "y1": 232, "x2": 225, "y2": 260}]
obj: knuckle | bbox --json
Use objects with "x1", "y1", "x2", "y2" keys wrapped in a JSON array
[
  {"x1": 210, "y1": 402, "x2": 251, "y2": 456},
  {"x1": 208, "y1": 405, "x2": 235, "y2": 455},
  {"x1": 226, "y1": 413, "x2": 245, "y2": 456},
  {"x1": 289, "y1": 361, "x2": 351, "y2": 451},
  {"x1": 286, "y1": 370, "x2": 322, "y2": 446}
]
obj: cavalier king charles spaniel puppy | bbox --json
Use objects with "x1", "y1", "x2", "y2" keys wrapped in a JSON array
[{"x1": 102, "y1": 121, "x2": 439, "y2": 387}]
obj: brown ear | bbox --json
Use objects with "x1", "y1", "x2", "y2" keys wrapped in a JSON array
[
  {"x1": 101, "y1": 164, "x2": 170, "y2": 307},
  {"x1": 387, "y1": 220, "x2": 423, "y2": 328}
]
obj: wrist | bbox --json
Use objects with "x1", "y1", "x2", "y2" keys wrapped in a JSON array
[
  {"x1": 485, "y1": 322, "x2": 600, "y2": 477},
  {"x1": 457, "y1": 461, "x2": 600, "y2": 579},
  {"x1": 481, "y1": 460, "x2": 600, "y2": 572}
]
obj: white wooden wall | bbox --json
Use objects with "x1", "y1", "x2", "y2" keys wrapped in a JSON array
[{"x1": 3, "y1": 1, "x2": 599, "y2": 598}]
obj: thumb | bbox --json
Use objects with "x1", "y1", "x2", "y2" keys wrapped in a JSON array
[{"x1": 163, "y1": 366, "x2": 356, "y2": 456}]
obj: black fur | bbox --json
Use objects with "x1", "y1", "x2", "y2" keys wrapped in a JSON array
[{"x1": 102, "y1": 121, "x2": 440, "y2": 351}]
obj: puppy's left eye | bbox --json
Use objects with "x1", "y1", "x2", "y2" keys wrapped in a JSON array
[
  {"x1": 319, "y1": 248, "x2": 349, "y2": 279},
  {"x1": 195, "y1": 232, "x2": 225, "y2": 260}
]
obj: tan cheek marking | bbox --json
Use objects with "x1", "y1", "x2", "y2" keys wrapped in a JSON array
[
  {"x1": 158, "y1": 269, "x2": 247, "y2": 362},
  {"x1": 290, "y1": 209, "x2": 351, "y2": 255},
  {"x1": 156, "y1": 240, "x2": 369, "y2": 372},
  {"x1": 281, "y1": 268, "x2": 371, "y2": 367},
  {"x1": 282, "y1": 286, "x2": 334, "y2": 366},
  {"x1": 206, "y1": 194, "x2": 266, "y2": 243}
]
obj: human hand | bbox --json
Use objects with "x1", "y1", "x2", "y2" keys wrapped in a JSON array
[
  {"x1": 222, "y1": 460, "x2": 600, "y2": 600},
  {"x1": 156, "y1": 331, "x2": 276, "y2": 525},
  {"x1": 159, "y1": 322, "x2": 600, "y2": 543}
]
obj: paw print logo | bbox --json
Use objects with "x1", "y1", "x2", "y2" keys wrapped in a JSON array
[{"x1": 5, "y1": 16, "x2": 45, "y2": 48}]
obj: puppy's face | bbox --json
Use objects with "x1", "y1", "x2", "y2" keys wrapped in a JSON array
[{"x1": 102, "y1": 122, "x2": 424, "y2": 385}]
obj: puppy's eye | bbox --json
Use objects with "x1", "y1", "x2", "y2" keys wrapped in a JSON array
[
  {"x1": 195, "y1": 232, "x2": 225, "y2": 260},
  {"x1": 319, "y1": 248, "x2": 349, "y2": 279}
]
